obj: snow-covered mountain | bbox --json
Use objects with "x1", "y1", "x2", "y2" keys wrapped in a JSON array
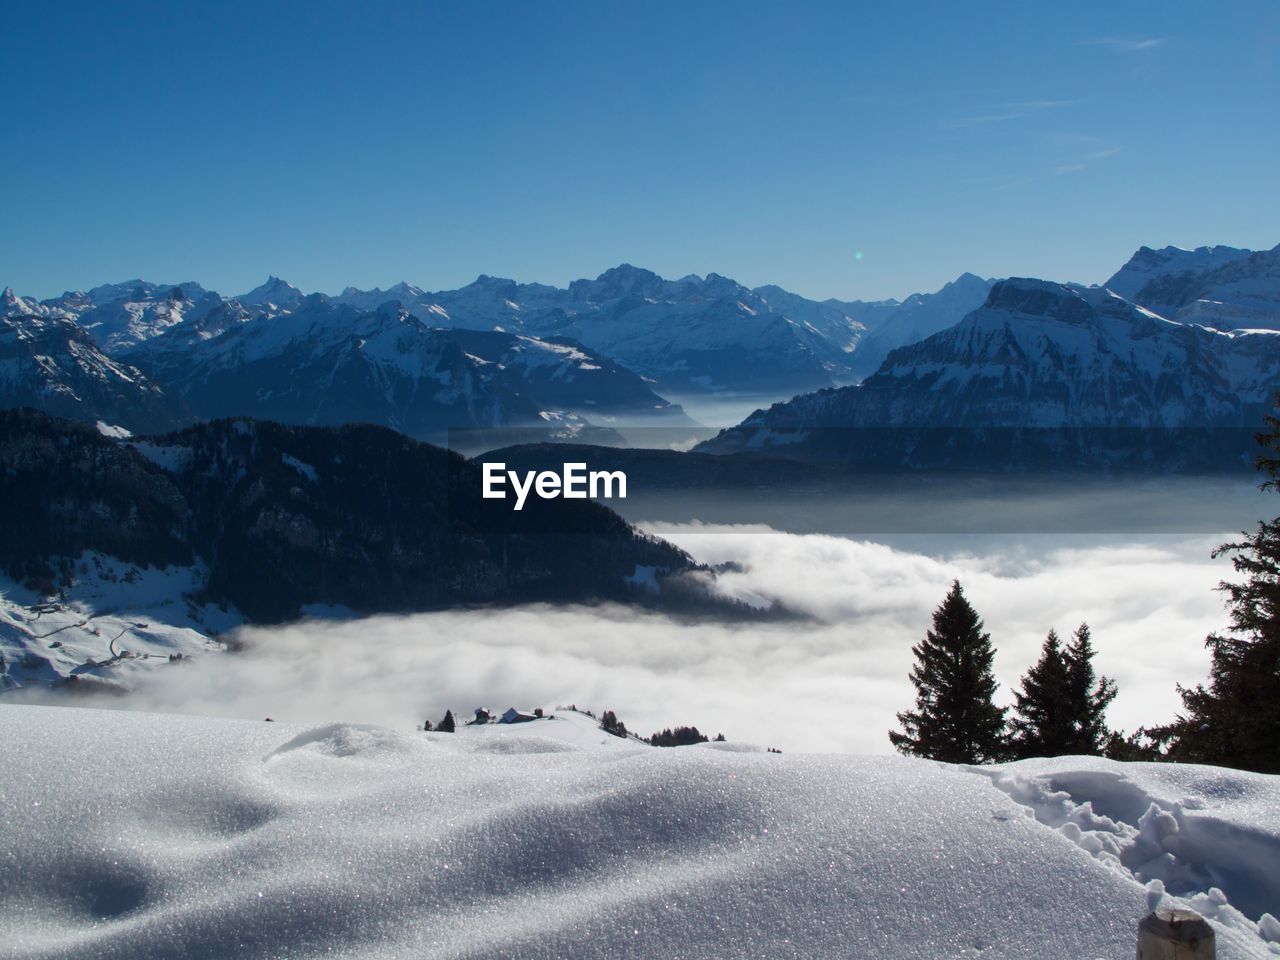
[
  {"x1": 532, "y1": 267, "x2": 843, "y2": 394},
  {"x1": 1, "y1": 285, "x2": 61, "y2": 319},
  {"x1": 334, "y1": 280, "x2": 427, "y2": 313},
  {"x1": 6, "y1": 266, "x2": 1006, "y2": 411},
  {"x1": 842, "y1": 271, "x2": 996, "y2": 378},
  {"x1": 31, "y1": 281, "x2": 229, "y2": 353},
  {"x1": 9, "y1": 278, "x2": 277, "y2": 354},
  {"x1": 750, "y1": 284, "x2": 898, "y2": 352},
  {"x1": 1104, "y1": 243, "x2": 1280, "y2": 331},
  {"x1": 236, "y1": 275, "x2": 305, "y2": 312},
  {"x1": 334, "y1": 265, "x2": 858, "y2": 395},
  {"x1": 700, "y1": 279, "x2": 1280, "y2": 469},
  {"x1": 332, "y1": 265, "x2": 993, "y2": 394},
  {"x1": 1104, "y1": 245, "x2": 1253, "y2": 312},
  {"x1": 9, "y1": 245, "x2": 1275, "y2": 443},
  {"x1": 0, "y1": 311, "x2": 191, "y2": 433},
  {"x1": 126, "y1": 297, "x2": 686, "y2": 439},
  {"x1": 125, "y1": 296, "x2": 256, "y2": 352}
]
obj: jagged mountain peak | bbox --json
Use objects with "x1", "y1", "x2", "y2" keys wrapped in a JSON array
[
  {"x1": 386, "y1": 280, "x2": 424, "y2": 299},
  {"x1": 1104, "y1": 244, "x2": 1254, "y2": 304},
  {"x1": 983, "y1": 276, "x2": 1083, "y2": 307},
  {"x1": 463, "y1": 274, "x2": 520, "y2": 299},
  {"x1": 971, "y1": 278, "x2": 1186, "y2": 336},
  {"x1": 239, "y1": 276, "x2": 305, "y2": 307},
  {"x1": 1099, "y1": 240, "x2": 1280, "y2": 330},
  {"x1": 295, "y1": 291, "x2": 333, "y2": 310},
  {"x1": 0, "y1": 312, "x2": 191, "y2": 433},
  {"x1": 470, "y1": 273, "x2": 516, "y2": 286},
  {"x1": 696, "y1": 272, "x2": 751, "y2": 299},
  {"x1": 86, "y1": 279, "x2": 155, "y2": 303},
  {"x1": 0, "y1": 287, "x2": 28, "y2": 316},
  {"x1": 570, "y1": 264, "x2": 668, "y2": 302},
  {"x1": 598, "y1": 262, "x2": 661, "y2": 282}
]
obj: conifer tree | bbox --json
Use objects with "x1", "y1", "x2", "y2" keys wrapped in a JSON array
[
  {"x1": 1010, "y1": 629, "x2": 1074, "y2": 757},
  {"x1": 600, "y1": 710, "x2": 628, "y2": 739},
  {"x1": 438, "y1": 709, "x2": 456, "y2": 733},
  {"x1": 1010, "y1": 623, "x2": 1116, "y2": 758},
  {"x1": 1152, "y1": 396, "x2": 1280, "y2": 773},
  {"x1": 889, "y1": 580, "x2": 1007, "y2": 763},
  {"x1": 1063, "y1": 623, "x2": 1117, "y2": 754}
]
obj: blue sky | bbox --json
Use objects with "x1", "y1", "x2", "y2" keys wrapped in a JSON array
[{"x1": 3, "y1": 1, "x2": 1278, "y2": 302}]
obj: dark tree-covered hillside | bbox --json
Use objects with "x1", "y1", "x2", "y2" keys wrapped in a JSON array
[{"x1": 0, "y1": 409, "x2": 701, "y2": 622}]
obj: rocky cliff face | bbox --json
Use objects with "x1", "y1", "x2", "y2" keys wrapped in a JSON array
[
  {"x1": 1105, "y1": 243, "x2": 1280, "y2": 331},
  {"x1": 0, "y1": 312, "x2": 192, "y2": 434},
  {"x1": 1104, "y1": 245, "x2": 1252, "y2": 309}
]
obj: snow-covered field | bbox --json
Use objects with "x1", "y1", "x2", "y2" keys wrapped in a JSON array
[
  {"x1": 1, "y1": 705, "x2": 1277, "y2": 959},
  {"x1": 0, "y1": 554, "x2": 234, "y2": 695},
  {"x1": 3, "y1": 526, "x2": 1277, "y2": 957}
]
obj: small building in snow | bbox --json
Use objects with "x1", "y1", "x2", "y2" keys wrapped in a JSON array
[{"x1": 500, "y1": 707, "x2": 536, "y2": 724}]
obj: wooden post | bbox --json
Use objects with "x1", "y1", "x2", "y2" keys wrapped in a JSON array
[{"x1": 1137, "y1": 908, "x2": 1215, "y2": 959}]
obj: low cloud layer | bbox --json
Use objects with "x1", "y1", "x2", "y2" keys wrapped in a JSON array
[{"x1": 89, "y1": 524, "x2": 1236, "y2": 755}]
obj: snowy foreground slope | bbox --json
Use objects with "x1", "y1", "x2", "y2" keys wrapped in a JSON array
[{"x1": 2, "y1": 706, "x2": 1278, "y2": 960}]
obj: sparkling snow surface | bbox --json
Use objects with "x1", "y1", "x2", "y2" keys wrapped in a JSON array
[{"x1": 1, "y1": 706, "x2": 1276, "y2": 960}]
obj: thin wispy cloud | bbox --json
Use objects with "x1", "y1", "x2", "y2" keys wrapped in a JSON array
[
  {"x1": 975, "y1": 140, "x2": 1123, "y2": 190},
  {"x1": 1080, "y1": 145, "x2": 1124, "y2": 162},
  {"x1": 1048, "y1": 146, "x2": 1124, "y2": 178},
  {"x1": 943, "y1": 99, "x2": 1076, "y2": 129},
  {"x1": 1089, "y1": 36, "x2": 1169, "y2": 53}
]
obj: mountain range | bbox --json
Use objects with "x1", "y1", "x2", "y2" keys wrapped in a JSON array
[
  {"x1": 0, "y1": 311, "x2": 190, "y2": 434},
  {"x1": 700, "y1": 274, "x2": 1280, "y2": 469},
  {"x1": 3, "y1": 241, "x2": 1279, "y2": 469},
  {"x1": 124, "y1": 296, "x2": 687, "y2": 443},
  {"x1": 0, "y1": 263, "x2": 992, "y2": 437}
]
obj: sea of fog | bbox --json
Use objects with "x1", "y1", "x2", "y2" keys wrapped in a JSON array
[{"x1": 73, "y1": 474, "x2": 1272, "y2": 756}]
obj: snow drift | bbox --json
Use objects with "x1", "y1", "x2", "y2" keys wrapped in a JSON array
[{"x1": 1, "y1": 705, "x2": 1277, "y2": 959}]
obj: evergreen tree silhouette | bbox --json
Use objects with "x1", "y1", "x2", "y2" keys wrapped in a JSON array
[
  {"x1": 1153, "y1": 394, "x2": 1280, "y2": 773},
  {"x1": 1009, "y1": 623, "x2": 1115, "y2": 758},
  {"x1": 438, "y1": 709, "x2": 456, "y2": 733},
  {"x1": 1010, "y1": 629, "x2": 1074, "y2": 757},
  {"x1": 1063, "y1": 623, "x2": 1116, "y2": 754},
  {"x1": 890, "y1": 580, "x2": 1007, "y2": 763},
  {"x1": 648, "y1": 726, "x2": 708, "y2": 747},
  {"x1": 600, "y1": 710, "x2": 628, "y2": 739}
]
